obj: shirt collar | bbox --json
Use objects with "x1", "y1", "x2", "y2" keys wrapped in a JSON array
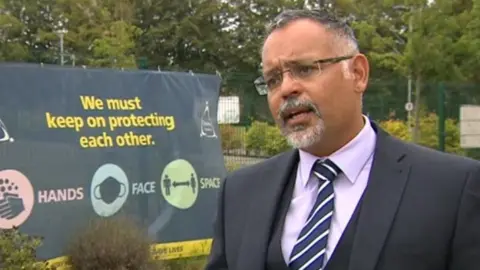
[{"x1": 298, "y1": 115, "x2": 377, "y2": 186}]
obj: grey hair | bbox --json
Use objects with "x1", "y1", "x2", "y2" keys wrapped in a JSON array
[{"x1": 263, "y1": 9, "x2": 359, "y2": 54}]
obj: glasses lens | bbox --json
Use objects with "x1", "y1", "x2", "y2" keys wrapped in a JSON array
[
  {"x1": 291, "y1": 63, "x2": 320, "y2": 79},
  {"x1": 254, "y1": 77, "x2": 268, "y2": 95}
]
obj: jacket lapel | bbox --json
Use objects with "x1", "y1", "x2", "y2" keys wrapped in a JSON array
[
  {"x1": 236, "y1": 149, "x2": 299, "y2": 270},
  {"x1": 348, "y1": 124, "x2": 412, "y2": 270}
]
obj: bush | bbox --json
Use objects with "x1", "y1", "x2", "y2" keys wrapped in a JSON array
[
  {"x1": 245, "y1": 121, "x2": 270, "y2": 155},
  {"x1": 219, "y1": 124, "x2": 243, "y2": 151},
  {"x1": 160, "y1": 256, "x2": 207, "y2": 270},
  {"x1": 263, "y1": 125, "x2": 291, "y2": 156},
  {"x1": 378, "y1": 118, "x2": 411, "y2": 141},
  {"x1": 0, "y1": 226, "x2": 53, "y2": 270},
  {"x1": 245, "y1": 121, "x2": 291, "y2": 156},
  {"x1": 379, "y1": 113, "x2": 465, "y2": 155},
  {"x1": 66, "y1": 215, "x2": 161, "y2": 270},
  {"x1": 244, "y1": 113, "x2": 464, "y2": 157},
  {"x1": 224, "y1": 160, "x2": 243, "y2": 172}
]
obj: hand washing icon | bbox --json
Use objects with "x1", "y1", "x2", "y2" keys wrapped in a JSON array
[{"x1": 0, "y1": 170, "x2": 34, "y2": 229}]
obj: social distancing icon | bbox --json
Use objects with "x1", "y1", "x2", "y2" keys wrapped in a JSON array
[
  {"x1": 160, "y1": 159, "x2": 198, "y2": 209},
  {"x1": 163, "y1": 173, "x2": 196, "y2": 196}
]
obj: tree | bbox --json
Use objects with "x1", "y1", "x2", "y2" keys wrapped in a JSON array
[
  {"x1": 133, "y1": 0, "x2": 229, "y2": 72},
  {"x1": 88, "y1": 20, "x2": 142, "y2": 68},
  {"x1": 0, "y1": 227, "x2": 53, "y2": 270},
  {"x1": 0, "y1": 0, "x2": 29, "y2": 61}
]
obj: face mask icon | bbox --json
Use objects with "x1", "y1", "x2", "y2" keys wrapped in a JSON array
[
  {"x1": 94, "y1": 177, "x2": 127, "y2": 204},
  {"x1": 0, "y1": 118, "x2": 14, "y2": 143}
]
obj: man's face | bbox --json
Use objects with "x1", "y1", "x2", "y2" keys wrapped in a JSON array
[{"x1": 261, "y1": 19, "x2": 363, "y2": 150}]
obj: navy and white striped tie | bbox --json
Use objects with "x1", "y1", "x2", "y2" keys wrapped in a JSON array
[{"x1": 288, "y1": 158, "x2": 341, "y2": 270}]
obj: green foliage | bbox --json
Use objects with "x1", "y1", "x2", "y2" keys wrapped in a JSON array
[
  {"x1": 379, "y1": 113, "x2": 465, "y2": 155},
  {"x1": 0, "y1": 227, "x2": 54, "y2": 270},
  {"x1": 263, "y1": 125, "x2": 291, "y2": 156},
  {"x1": 379, "y1": 118, "x2": 412, "y2": 141},
  {"x1": 0, "y1": 0, "x2": 478, "y2": 85},
  {"x1": 245, "y1": 121, "x2": 291, "y2": 156},
  {"x1": 66, "y1": 216, "x2": 162, "y2": 270},
  {"x1": 245, "y1": 121, "x2": 271, "y2": 155},
  {"x1": 224, "y1": 160, "x2": 244, "y2": 172},
  {"x1": 219, "y1": 124, "x2": 244, "y2": 151},
  {"x1": 160, "y1": 256, "x2": 207, "y2": 270},
  {"x1": 88, "y1": 20, "x2": 142, "y2": 68}
]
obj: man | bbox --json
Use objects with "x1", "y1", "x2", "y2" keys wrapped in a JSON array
[{"x1": 205, "y1": 9, "x2": 480, "y2": 270}]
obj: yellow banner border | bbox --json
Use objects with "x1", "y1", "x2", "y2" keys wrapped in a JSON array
[{"x1": 44, "y1": 238, "x2": 212, "y2": 270}]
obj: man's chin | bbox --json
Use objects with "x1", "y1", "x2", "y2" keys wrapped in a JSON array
[{"x1": 283, "y1": 125, "x2": 323, "y2": 149}]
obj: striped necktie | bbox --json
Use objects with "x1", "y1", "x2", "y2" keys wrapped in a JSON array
[{"x1": 288, "y1": 158, "x2": 341, "y2": 270}]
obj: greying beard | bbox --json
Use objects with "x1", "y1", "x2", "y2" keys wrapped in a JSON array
[{"x1": 277, "y1": 98, "x2": 325, "y2": 149}]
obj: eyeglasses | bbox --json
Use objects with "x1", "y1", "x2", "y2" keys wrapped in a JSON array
[
  {"x1": 253, "y1": 55, "x2": 354, "y2": 95},
  {"x1": 0, "y1": 118, "x2": 12, "y2": 143}
]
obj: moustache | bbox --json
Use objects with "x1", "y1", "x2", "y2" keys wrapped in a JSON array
[{"x1": 277, "y1": 98, "x2": 321, "y2": 122}]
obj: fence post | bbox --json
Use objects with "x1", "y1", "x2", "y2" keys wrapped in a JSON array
[{"x1": 438, "y1": 82, "x2": 446, "y2": 152}]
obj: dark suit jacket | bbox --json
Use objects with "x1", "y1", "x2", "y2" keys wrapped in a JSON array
[{"x1": 205, "y1": 124, "x2": 480, "y2": 270}]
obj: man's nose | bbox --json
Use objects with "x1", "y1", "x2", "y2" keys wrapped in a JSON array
[{"x1": 278, "y1": 71, "x2": 302, "y2": 99}]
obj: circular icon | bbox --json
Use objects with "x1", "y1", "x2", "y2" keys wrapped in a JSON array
[
  {"x1": 405, "y1": 102, "x2": 414, "y2": 112},
  {"x1": 160, "y1": 159, "x2": 198, "y2": 209},
  {"x1": 90, "y1": 163, "x2": 129, "y2": 217},
  {"x1": 0, "y1": 170, "x2": 34, "y2": 229}
]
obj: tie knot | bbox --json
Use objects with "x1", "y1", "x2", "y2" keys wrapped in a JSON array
[{"x1": 312, "y1": 159, "x2": 341, "y2": 182}]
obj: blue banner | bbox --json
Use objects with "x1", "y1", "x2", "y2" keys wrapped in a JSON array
[{"x1": 0, "y1": 63, "x2": 226, "y2": 263}]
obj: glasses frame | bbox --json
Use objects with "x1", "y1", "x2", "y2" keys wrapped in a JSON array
[{"x1": 253, "y1": 55, "x2": 355, "y2": 95}]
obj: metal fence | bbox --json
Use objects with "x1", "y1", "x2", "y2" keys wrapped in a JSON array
[{"x1": 218, "y1": 73, "x2": 480, "y2": 171}]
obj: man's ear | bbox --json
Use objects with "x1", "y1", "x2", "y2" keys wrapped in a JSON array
[{"x1": 352, "y1": 54, "x2": 369, "y2": 94}]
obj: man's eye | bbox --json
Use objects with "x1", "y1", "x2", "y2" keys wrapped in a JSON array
[
  {"x1": 295, "y1": 65, "x2": 317, "y2": 77},
  {"x1": 266, "y1": 76, "x2": 281, "y2": 88}
]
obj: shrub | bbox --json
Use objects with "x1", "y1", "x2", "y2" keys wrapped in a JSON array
[
  {"x1": 244, "y1": 113, "x2": 464, "y2": 157},
  {"x1": 245, "y1": 121, "x2": 270, "y2": 155},
  {"x1": 224, "y1": 160, "x2": 243, "y2": 172},
  {"x1": 378, "y1": 119, "x2": 412, "y2": 141},
  {"x1": 66, "y1": 215, "x2": 161, "y2": 270},
  {"x1": 245, "y1": 121, "x2": 292, "y2": 156},
  {"x1": 379, "y1": 113, "x2": 465, "y2": 155},
  {"x1": 0, "y1": 226, "x2": 53, "y2": 270},
  {"x1": 160, "y1": 256, "x2": 207, "y2": 270},
  {"x1": 219, "y1": 124, "x2": 243, "y2": 151},
  {"x1": 264, "y1": 125, "x2": 291, "y2": 156}
]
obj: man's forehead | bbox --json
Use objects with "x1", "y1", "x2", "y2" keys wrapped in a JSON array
[
  {"x1": 261, "y1": 54, "x2": 317, "y2": 72},
  {"x1": 261, "y1": 22, "x2": 334, "y2": 71}
]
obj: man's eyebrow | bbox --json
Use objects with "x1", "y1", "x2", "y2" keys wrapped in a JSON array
[
  {"x1": 262, "y1": 66, "x2": 279, "y2": 77},
  {"x1": 263, "y1": 57, "x2": 318, "y2": 75},
  {"x1": 286, "y1": 58, "x2": 318, "y2": 65}
]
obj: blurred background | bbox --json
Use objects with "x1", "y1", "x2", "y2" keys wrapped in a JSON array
[
  {"x1": 1, "y1": 0, "x2": 480, "y2": 268},
  {"x1": 1, "y1": 0, "x2": 479, "y2": 169}
]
